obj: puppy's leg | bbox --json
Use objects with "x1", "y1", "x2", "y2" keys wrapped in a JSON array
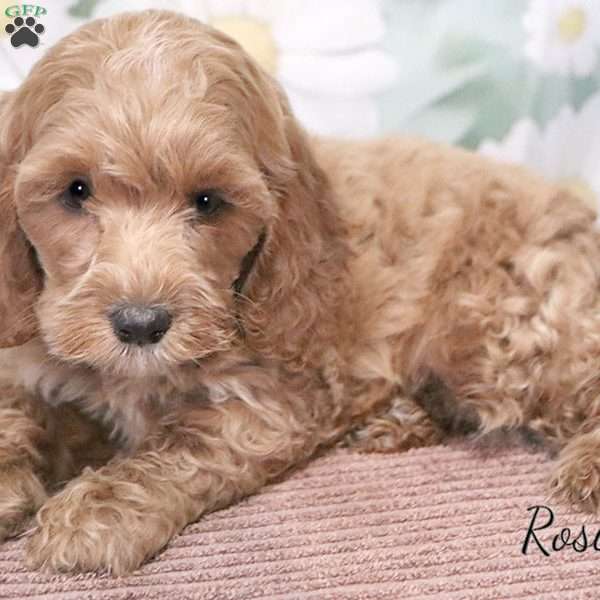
[
  {"x1": 549, "y1": 424, "x2": 600, "y2": 513},
  {"x1": 342, "y1": 392, "x2": 442, "y2": 452},
  {"x1": 0, "y1": 385, "x2": 53, "y2": 541},
  {"x1": 26, "y1": 382, "x2": 324, "y2": 574},
  {"x1": 0, "y1": 385, "x2": 115, "y2": 541}
]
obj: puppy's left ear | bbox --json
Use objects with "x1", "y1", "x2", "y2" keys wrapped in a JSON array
[
  {"x1": 0, "y1": 91, "x2": 42, "y2": 347},
  {"x1": 231, "y1": 61, "x2": 348, "y2": 364}
]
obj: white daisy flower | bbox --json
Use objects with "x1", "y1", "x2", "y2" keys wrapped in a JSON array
[
  {"x1": 523, "y1": 0, "x2": 600, "y2": 76},
  {"x1": 479, "y1": 93, "x2": 600, "y2": 216},
  {"x1": 94, "y1": 0, "x2": 398, "y2": 138}
]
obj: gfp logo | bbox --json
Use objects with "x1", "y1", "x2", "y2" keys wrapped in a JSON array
[{"x1": 4, "y1": 5, "x2": 46, "y2": 48}]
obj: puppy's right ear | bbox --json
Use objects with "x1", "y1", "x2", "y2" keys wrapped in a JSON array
[{"x1": 0, "y1": 91, "x2": 41, "y2": 347}]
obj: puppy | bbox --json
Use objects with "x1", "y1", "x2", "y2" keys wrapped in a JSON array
[{"x1": 1, "y1": 10, "x2": 599, "y2": 574}]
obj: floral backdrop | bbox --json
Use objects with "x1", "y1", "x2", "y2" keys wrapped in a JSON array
[{"x1": 1, "y1": 0, "x2": 599, "y2": 212}]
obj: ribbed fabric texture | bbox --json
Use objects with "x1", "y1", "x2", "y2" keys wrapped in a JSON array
[{"x1": 0, "y1": 444, "x2": 597, "y2": 600}]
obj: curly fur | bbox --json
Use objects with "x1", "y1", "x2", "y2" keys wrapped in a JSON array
[{"x1": 1, "y1": 10, "x2": 600, "y2": 574}]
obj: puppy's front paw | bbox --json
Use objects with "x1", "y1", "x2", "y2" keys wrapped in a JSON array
[
  {"x1": 550, "y1": 445, "x2": 600, "y2": 514},
  {"x1": 26, "y1": 469, "x2": 176, "y2": 574},
  {"x1": 0, "y1": 464, "x2": 47, "y2": 541}
]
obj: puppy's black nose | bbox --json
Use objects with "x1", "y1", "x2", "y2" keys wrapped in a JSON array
[{"x1": 109, "y1": 305, "x2": 172, "y2": 346}]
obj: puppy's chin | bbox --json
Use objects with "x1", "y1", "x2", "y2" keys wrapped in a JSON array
[
  {"x1": 95, "y1": 345, "x2": 183, "y2": 379},
  {"x1": 41, "y1": 328, "x2": 227, "y2": 379}
]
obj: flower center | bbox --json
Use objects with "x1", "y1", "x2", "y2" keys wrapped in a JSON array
[
  {"x1": 557, "y1": 7, "x2": 587, "y2": 43},
  {"x1": 559, "y1": 176, "x2": 597, "y2": 211},
  {"x1": 211, "y1": 16, "x2": 278, "y2": 75}
]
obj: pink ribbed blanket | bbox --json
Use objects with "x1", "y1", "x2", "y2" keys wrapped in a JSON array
[{"x1": 0, "y1": 444, "x2": 597, "y2": 599}]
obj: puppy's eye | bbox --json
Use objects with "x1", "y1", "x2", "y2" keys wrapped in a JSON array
[
  {"x1": 62, "y1": 179, "x2": 91, "y2": 210},
  {"x1": 194, "y1": 189, "x2": 226, "y2": 216}
]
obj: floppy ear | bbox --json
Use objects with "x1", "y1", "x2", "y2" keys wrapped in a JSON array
[
  {"x1": 224, "y1": 58, "x2": 350, "y2": 367},
  {"x1": 0, "y1": 91, "x2": 41, "y2": 347}
]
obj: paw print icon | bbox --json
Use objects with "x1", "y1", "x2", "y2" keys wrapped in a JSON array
[{"x1": 5, "y1": 16, "x2": 45, "y2": 48}]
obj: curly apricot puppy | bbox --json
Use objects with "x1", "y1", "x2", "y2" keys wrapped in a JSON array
[{"x1": 1, "y1": 10, "x2": 600, "y2": 574}]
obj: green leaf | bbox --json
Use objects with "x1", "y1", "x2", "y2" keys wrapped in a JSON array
[
  {"x1": 379, "y1": 61, "x2": 487, "y2": 130},
  {"x1": 68, "y1": 0, "x2": 103, "y2": 19},
  {"x1": 397, "y1": 105, "x2": 476, "y2": 144}
]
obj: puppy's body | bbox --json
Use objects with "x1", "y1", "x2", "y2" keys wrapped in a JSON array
[{"x1": 1, "y1": 11, "x2": 600, "y2": 573}]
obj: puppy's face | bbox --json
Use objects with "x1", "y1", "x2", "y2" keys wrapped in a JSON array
[
  {"x1": 0, "y1": 11, "x2": 301, "y2": 377},
  {"x1": 17, "y1": 103, "x2": 269, "y2": 377}
]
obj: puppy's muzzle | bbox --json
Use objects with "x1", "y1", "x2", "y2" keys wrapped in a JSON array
[{"x1": 109, "y1": 304, "x2": 172, "y2": 346}]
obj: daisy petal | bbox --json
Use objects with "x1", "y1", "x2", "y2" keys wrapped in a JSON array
[
  {"x1": 94, "y1": 0, "x2": 178, "y2": 18},
  {"x1": 541, "y1": 106, "x2": 576, "y2": 177},
  {"x1": 273, "y1": 0, "x2": 385, "y2": 53},
  {"x1": 204, "y1": 0, "x2": 245, "y2": 18},
  {"x1": 0, "y1": 48, "x2": 22, "y2": 90},
  {"x1": 571, "y1": 43, "x2": 599, "y2": 77},
  {"x1": 278, "y1": 50, "x2": 397, "y2": 97},
  {"x1": 286, "y1": 89, "x2": 379, "y2": 138},
  {"x1": 579, "y1": 94, "x2": 600, "y2": 189},
  {"x1": 178, "y1": 0, "x2": 210, "y2": 21},
  {"x1": 245, "y1": 0, "x2": 284, "y2": 22},
  {"x1": 479, "y1": 119, "x2": 541, "y2": 167}
]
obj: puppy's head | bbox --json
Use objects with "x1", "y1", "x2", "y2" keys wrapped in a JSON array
[{"x1": 0, "y1": 11, "x2": 331, "y2": 376}]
